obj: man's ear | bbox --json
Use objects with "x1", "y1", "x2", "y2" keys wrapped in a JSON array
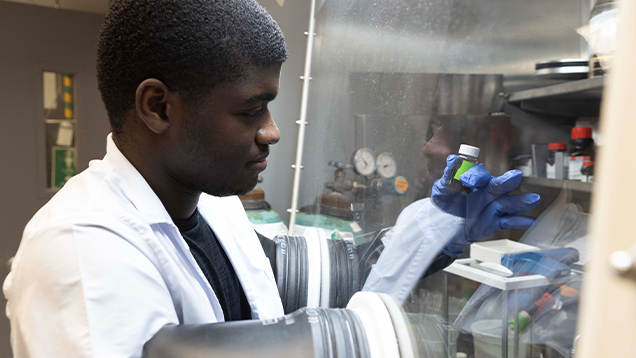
[{"x1": 135, "y1": 79, "x2": 176, "y2": 134}]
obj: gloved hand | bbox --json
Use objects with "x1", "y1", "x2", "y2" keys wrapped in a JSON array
[{"x1": 431, "y1": 155, "x2": 540, "y2": 256}]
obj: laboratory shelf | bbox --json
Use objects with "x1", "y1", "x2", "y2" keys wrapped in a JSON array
[
  {"x1": 520, "y1": 177, "x2": 592, "y2": 193},
  {"x1": 507, "y1": 77, "x2": 604, "y2": 117},
  {"x1": 443, "y1": 258, "x2": 581, "y2": 291},
  {"x1": 508, "y1": 77, "x2": 604, "y2": 102}
]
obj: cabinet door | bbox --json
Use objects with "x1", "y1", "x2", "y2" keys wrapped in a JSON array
[{"x1": 577, "y1": 0, "x2": 636, "y2": 356}]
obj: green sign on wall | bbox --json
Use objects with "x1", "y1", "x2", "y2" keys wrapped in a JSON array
[{"x1": 51, "y1": 146, "x2": 76, "y2": 189}]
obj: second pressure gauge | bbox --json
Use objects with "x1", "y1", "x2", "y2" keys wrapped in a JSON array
[
  {"x1": 376, "y1": 152, "x2": 397, "y2": 178},
  {"x1": 352, "y1": 148, "x2": 376, "y2": 176}
]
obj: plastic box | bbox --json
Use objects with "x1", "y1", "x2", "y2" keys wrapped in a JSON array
[{"x1": 470, "y1": 239, "x2": 538, "y2": 264}]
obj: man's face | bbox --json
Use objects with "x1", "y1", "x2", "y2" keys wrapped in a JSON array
[{"x1": 164, "y1": 64, "x2": 282, "y2": 197}]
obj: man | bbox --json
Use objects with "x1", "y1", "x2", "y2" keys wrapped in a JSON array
[
  {"x1": 6, "y1": 1, "x2": 286, "y2": 356},
  {"x1": 4, "y1": 0, "x2": 540, "y2": 356}
]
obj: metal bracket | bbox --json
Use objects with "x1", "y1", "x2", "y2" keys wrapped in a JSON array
[
  {"x1": 299, "y1": 76, "x2": 313, "y2": 80},
  {"x1": 296, "y1": 119, "x2": 308, "y2": 125},
  {"x1": 291, "y1": 164, "x2": 304, "y2": 169}
]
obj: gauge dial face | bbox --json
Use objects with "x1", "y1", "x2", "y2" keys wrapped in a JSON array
[
  {"x1": 352, "y1": 148, "x2": 376, "y2": 176},
  {"x1": 376, "y1": 152, "x2": 397, "y2": 178}
]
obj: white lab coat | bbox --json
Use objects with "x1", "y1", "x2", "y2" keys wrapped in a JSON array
[
  {"x1": 3, "y1": 134, "x2": 283, "y2": 358},
  {"x1": 4, "y1": 135, "x2": 467, "y2": 358}
]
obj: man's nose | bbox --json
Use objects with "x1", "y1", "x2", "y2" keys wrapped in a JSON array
[{"x1": 256, "y1": 115, "x2": 280, "y2": 145}]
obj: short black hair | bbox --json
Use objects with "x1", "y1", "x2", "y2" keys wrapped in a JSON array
[{"x1": 97, "y1": 0, "x2": 288, "y2": 134}]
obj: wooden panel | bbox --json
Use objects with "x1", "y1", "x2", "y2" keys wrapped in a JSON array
[{"x1": 577, "y1": 0, "x2": 636, "y2": 356}]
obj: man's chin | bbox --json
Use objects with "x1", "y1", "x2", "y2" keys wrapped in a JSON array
[
  {"x1": 232, "y1": 187, "x2": 255, "y2": 197},
  {"x1": 206, "y1": 188, "x2": 252, "y2": 198},
  {"x1": 204, "y1": 180, "x2": 257, "y2": 198}
]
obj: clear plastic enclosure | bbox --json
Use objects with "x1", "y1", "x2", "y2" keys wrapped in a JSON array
[{"x1": 288, "y1": 0, "x2": 596, "y2": 357}]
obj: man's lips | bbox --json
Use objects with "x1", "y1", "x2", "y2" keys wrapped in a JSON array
[{"x1": 247, "y1": 154, "x2": 269, "y2": 171}]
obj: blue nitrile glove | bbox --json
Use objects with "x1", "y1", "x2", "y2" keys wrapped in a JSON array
[{"x1": 431, "y1": 155, "x2": 541, "y2": 256}]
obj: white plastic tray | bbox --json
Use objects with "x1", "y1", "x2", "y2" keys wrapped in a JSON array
[
  {"x1": 444, "y1": 258, "x2": 579, "y2": 291},
  {"x1": 469, "y1": 239, "x2": 538, "y2": 264}
]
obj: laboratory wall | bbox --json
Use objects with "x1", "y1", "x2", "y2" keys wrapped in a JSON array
[{"x1": 0, "y1": 3, "x2": 108, "y2": 357}]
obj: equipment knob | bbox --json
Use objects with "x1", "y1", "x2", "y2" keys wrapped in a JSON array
[{"x1": 328, "y1": 161, "x2": 353, "y2": 170}]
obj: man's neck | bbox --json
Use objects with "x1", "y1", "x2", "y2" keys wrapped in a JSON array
[{"x1": 113, "y1": 134, "x2": 201, "y2": 220}]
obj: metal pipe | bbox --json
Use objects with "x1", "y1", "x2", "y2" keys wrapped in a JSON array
[
  {"x1": 502, "y1": 290, "x2": 508, "y2": 358},
  {"x1": 289, "y1": 0, "x2": 317, "y2": 234},
  {"x1": 443, "y1": 272, "x2": 450, "y2": 358}
]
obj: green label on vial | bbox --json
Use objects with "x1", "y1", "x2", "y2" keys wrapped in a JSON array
[{"x1": 453, "y1": 161, "x2": 475, "y2": 180}]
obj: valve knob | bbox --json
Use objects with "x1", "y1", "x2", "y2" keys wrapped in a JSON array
[{"x1": 328, "y1": 161, "x2": 353, "y2": 170}]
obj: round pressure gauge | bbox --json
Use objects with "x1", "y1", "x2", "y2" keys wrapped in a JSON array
[
  {"x1": 376, "y1": 152, "x2": 397, "y2": 178},
  {"x1": 352, "y1": 148, "x2": 376, "y2": 176}
]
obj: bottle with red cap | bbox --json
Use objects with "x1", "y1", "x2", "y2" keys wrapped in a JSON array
[
  {"x1": 546, "y1": 142, "x2": 568, "y2": 179},
  {"x1": 568, "y1": 127, "x2": 595, "y2": 181},
  {"x1": 581, "y1": 160, "x2": 594, "y2": 182}
]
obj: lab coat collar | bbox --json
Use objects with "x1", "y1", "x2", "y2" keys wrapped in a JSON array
[{"x1": 105, "y1": 133, "x2": 174, "y2": 225}]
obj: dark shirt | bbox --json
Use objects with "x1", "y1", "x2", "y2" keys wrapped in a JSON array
[
  {"x1": 173, "y1": 210, "x2": 252, "y2": 321},
  {"x1": 175, "y1": 211, "x2": 454, "y2": 315}
]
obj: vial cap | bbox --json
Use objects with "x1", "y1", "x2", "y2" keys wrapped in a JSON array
[
  {"x1": 458, "y1": 144, "x2": 480, "y2": 158},
  {"x1": 583, "y1": 160, "x2": 594, "y2": 166},
  {"x1": 571, "y1": 127, "x2": 592, "y2": 140},
  {"x1": 548, "y1": 142, "x2": 567, "y2": 151}
]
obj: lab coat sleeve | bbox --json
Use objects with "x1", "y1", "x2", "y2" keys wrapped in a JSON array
[
  {"x1": 361, "y1": 198, "x2": 465, "y2": 304},
  {"x1": 4, "y1": 216, "x2": 179, "y2": 358}
]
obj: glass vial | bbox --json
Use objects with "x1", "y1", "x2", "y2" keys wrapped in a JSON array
[
  {"x1": 581, "y1": 160, "x2": 595, "y2": 183},
  {"x1": 546, "y1": 142, "x2": 568, "y2": 179},
  {"x1": 568, "y1": 127, "x2": 594, "y2": 181},
  {"x1": 450, "y1": 144, "x2": 480, "y2": 194}
]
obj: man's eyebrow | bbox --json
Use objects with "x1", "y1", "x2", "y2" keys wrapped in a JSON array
[{"x1": 244, "y1": 93, "x2": 277, "y2": 102}]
